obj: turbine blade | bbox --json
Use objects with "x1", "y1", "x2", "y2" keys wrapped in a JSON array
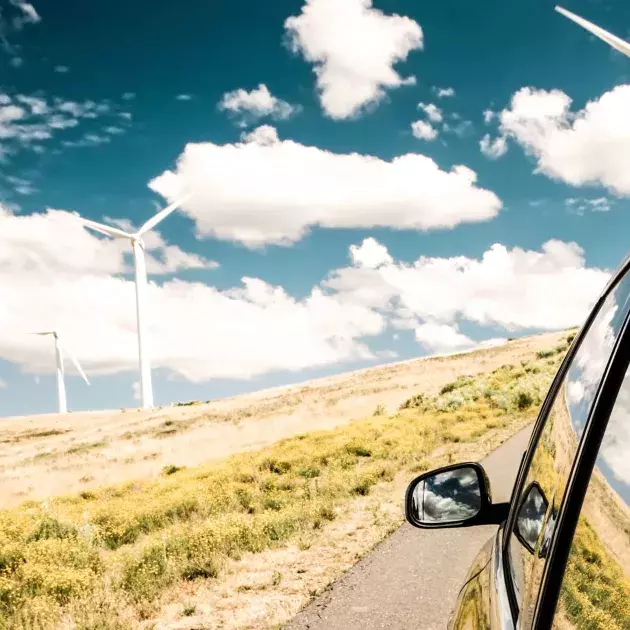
[
  {"x1": 556, "y1": 6, "x2": 630, "y2": 58},
  {"x1": 79, "y1": 217, "x2": 132, "y2": 240},
  {"x1": 59, "y1": 341, "x2": 90, "y2": 385},
  {"x1": 30, "y1": 331, "x2": 54, "y2": 335},
  {"x1": 136, "y1": 194, "x2": 192, "y2": 236}
]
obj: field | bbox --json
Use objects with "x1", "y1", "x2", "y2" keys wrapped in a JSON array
[
  {"x1": 0, "y1": 331, "x2": 572, "y2": 629},
  {"x1": 0, "y1": 332, "x2": 565, "y2": 508}
]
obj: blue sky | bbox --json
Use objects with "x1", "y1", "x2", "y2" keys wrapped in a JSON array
[{"x1": 0, "y1": 0, "x2": 629, "y2": 416}]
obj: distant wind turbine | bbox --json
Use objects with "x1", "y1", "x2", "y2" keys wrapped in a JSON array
[
  {"x1": 556, "y1": 6, "x2": 630, "y2": 58},
  {"x1": 32, "y1": 331, "x2": 90, "y2": 414},
  {"x1": 77, "y1": 195, "x2": 192, "y2": 409}
]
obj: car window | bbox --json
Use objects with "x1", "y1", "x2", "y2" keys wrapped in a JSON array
[
  {"x1": 552, "y1": 360, "x2": 630, "y2": 628},
  {"x1": 507, "y1": 271, "x2": 630, "y2": 626}
]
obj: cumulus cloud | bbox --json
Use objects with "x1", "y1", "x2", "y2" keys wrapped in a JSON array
[
  {"x1": 350, "y1": 237, "x2": 393, "y2": 269},
  {"x1": 325, "y1": 238, "x2": 609, "y2": 332},
  {"x1": 0, "y1": 206, "x2": 217, "y2": 277},
  {"x1": 149, "y1": 126, "x2": 501, "y2": 247},
  {"x1": 239, "y1": 124, "x2": 279, "y2": 145},
  {"x1": 411, "y1": 119, "x2": 438, "y2": 141},
  {"x1": 285, "y1": 0, "x2": 422, "y2": 119},
  {"x1": 0, "y1": 205, "x2": 383, "y2": 381},
  {"x1": 0, "y1": 212, "x2": 610, "y2": 393},
  {"x1": 480, "y1": 133, "x2": 508, "y2": 159},
  {"x1": 496, "y1": 85, "x2": 630, "y2": 194},
  {"x1": 418, "y1": 102, "x2": 443, "y2": 123},
  {"x1": 414, "y1": 322, "x2": 474, "y2": 353},
  {"x1": 218, "y1": 84, "x2": 298, "y2": 126},
  {"x1": 176, "y1": 94, "x2": 192, "y2": 101}
]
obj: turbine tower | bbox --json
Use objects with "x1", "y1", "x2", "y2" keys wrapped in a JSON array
[
  {"x1": 32, "y1": 331, "x2": 90, "y2": 414},
  {"x1": 556, "y1": 6, "x2": 630, "y2": 58},
  {"x1": 77, "y1": 195, "x2": 191, "y2": 409}
]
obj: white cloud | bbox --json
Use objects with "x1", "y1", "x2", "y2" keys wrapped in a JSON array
[
  {"x1": 443, "y1": 119, "x2": 473, "y2": 139},
  {"x1": 218, "y1": 84, "x2": 297, "y2": 126},
  {"x1": 414, "y1": 322, "x2": 473, "y2": 353},
  {"x1": 496, "y1": 85, "x2": 630, "y2": 195},
  {"x1": 149, "y1": 126, "x2": 501, "y2": 247},
  {"x1": 176, "y1": 94, "x2": 193, "y2": 101},
  {"x1": 104, "y1": 126, "x2": 125, "y2": 135},
  {"x1": 483, "y1": 109, "x2": 495, "y2": 124},
  {"x1": 0, "y1": 212, "x2": 609, "y2": 392},
  {"x1": 434, "y1": 87, "x2": 455, "y2": 99},
  {"x1": 0, "y1": 205, "x2": 383, "y2": 381},
  {"x1": 324, "y1": 239, "x2": 609, "y2": 332},
  {"x1": 0, "y1": 378, "x2": 6, "y2": 388},
  {"x1": 564, "y1": 196, "x2": 613, "y2": 215},
  {"x1": 10, "y1": 1, "x2": 40, "y2": 27},
  {"x1": 54, "y1": 65, "x2": 69, "y2": 73},
  {"x1": 239, "y1": 124, "x2": 279, "y2": 145},
  {"x1": 16, "y1": 94, "x2": 47, "y2": 115},
  {"x1": 0, "y1": 206, "x2": 218, "y2": 277},
  {"x1": 411, "y1": 120, "x2": 438, "y2": 141},
  {"x1": 480, "y1": 133, "x2": 508, "y2": 159},
  {"x1": 350, "y1": 237, "x2": 393, "y2": 269},
  {"x1": 0, "y1": 1, "x2": 41, "y2": 66},
  {"x1": 0, "y1": 92, "x2": 130, "y2": 159},
  {"x1": 285, "y1": 0, "x2": 422, "y2": 119},
  {"x1": 121, "y1": 92, "x2": 135, "y2": 101},
  {"x1": 4, "y1": 174, "x2": 36, "y2": 195},
  {"x1": 418, "y1": 102, "x2": 443, "y2": 123}
]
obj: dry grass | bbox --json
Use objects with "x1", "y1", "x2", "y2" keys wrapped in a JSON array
[
  {"x1": 0, "y1": 331, "x2": 567, "y2": 508},
  {"x1": 0, "y1": 341, "x2": 569, "y2": 630}
]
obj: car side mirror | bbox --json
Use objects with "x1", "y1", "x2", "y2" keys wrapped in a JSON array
[{"x1": 405, "y1": 462, "x2": 510, "y2": 529}]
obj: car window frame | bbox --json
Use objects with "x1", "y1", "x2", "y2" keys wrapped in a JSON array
[
  {"x1": 499, "y1": 254, "x2": 630, "y2": 626},
  {"x1": 532, "y1": 279, "x2": 630, "y2": 627}
]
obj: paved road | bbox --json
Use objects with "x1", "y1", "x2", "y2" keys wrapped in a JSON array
[{"x1": 285, "y1": 425, "x2": 532, "y2": 630}]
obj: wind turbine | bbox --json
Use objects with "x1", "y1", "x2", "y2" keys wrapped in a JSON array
[
  {"x1": 76, "y1": 195, "x2": 191, "y2": 409},
  {"x1": 32, "y1": 331, "x2": 90, "y2": 414},
  {"x1": 556, "y1": 6, "x2": 630, "y2": 58}
]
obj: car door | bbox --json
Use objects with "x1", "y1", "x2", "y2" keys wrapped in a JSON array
[
  {"x1": 549, "y1": 341, "x2": 630, "y2": 628},
  {"x1": 502, "y1": 259, "x2": 630, "y2": 629}
]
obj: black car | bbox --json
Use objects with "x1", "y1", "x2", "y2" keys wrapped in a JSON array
[{"x1": 405, "y1": 255, "x2": 630, "y2": 629}]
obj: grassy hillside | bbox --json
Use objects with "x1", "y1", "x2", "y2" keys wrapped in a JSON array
[
  {"x1": 0, "y1": 331, "x2": 566, "y2": 510},
  {"x1": 0, "y1": 338, "x2": 571, "y2": 629}
]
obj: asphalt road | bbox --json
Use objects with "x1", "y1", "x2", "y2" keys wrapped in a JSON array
[{"x1": 285, "y1": 425, "x2": 532, "y2": 630}]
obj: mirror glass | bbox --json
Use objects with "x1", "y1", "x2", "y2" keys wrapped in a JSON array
[
  {"x1": 410, "y1": 465, "x2": 482, "y2": 524},
  {"x1": 515, "y1": 481, "x2": 549, "y2": 554}
]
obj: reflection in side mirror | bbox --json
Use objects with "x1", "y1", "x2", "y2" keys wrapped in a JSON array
[
  {"x1": 514, "y1": 481, "x2": 549, "y2": 555},
  {"x1": 411, "y1": 466, "x2": 482, "y2": 524},
  {"x1": 405, "y1": 462, "x2": 509, "y2": 529}
]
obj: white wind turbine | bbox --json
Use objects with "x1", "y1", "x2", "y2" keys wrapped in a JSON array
[
  {"x1": 556, "y1": 6, "x2": 630, "y2": 58},
  {"x1": 32, "y1": 331, "x2": 90, "y2": 414},
  {"x1": 77, "y1": 195, "x2": 192, "y2": 409}
]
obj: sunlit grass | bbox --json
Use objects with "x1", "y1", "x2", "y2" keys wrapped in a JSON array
[
  {"x1": 560, "y1": 519, "x2": 630, "y2": 629},
  {"x1": 0, "y1": 348, "x2": 565, "y2": 629}
]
